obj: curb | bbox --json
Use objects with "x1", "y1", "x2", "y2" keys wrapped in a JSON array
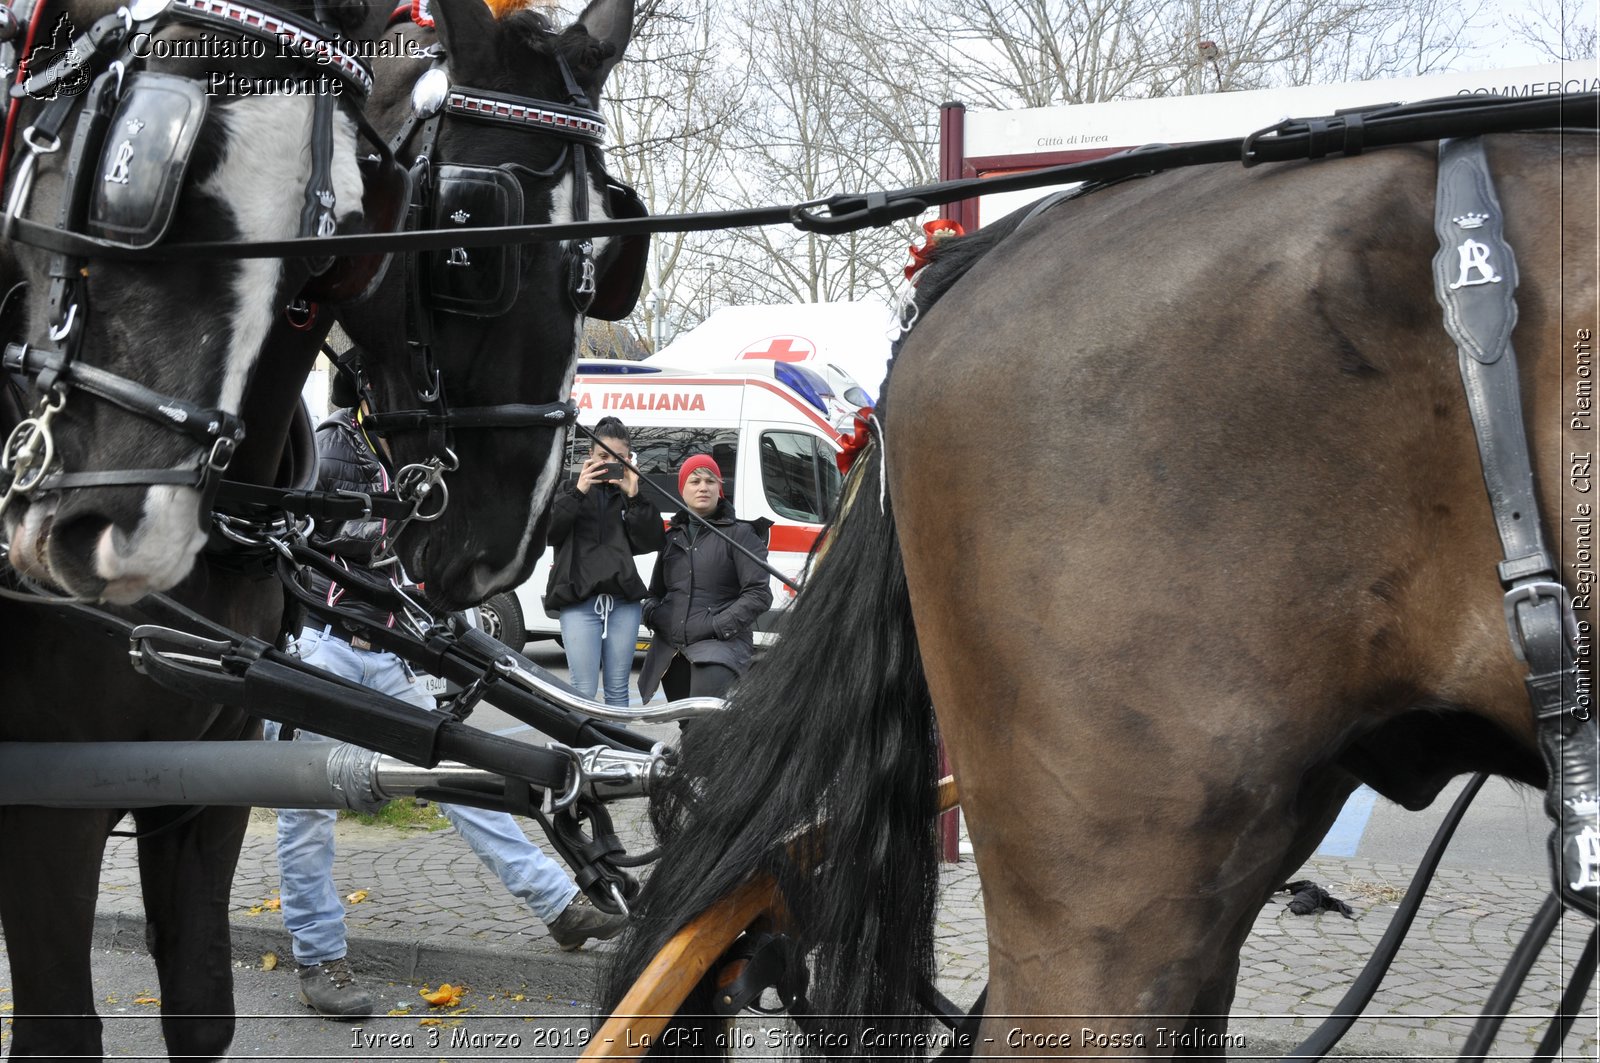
[{"x1": 91, "y1": 912, "x2": 610, "y2": 1003}]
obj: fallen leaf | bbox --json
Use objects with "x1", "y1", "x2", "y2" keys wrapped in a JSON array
[
  {"x1": 104, "y1": 996, "x2": 118, "y2": 1005},
  {"x1": 386, "y1": 1008, "x2": 412, "y2": 1017},
  {"x1": 418, "y1": 1017, "x2": 443, "y2": 1027},
  {"x1": 345, "y1": 889, "x2": 369, "y2": 904},
  {"x1": 419, "y1": 983, "x2": 464, "y2": 1007},
  {"x1": 134, "y1": 996, "x2": 160, "y2": 1006},
  {"x1": 243, "y1": 895, "x2": 282, "y2": 916},
  {"x1": 261, "y1": 952, "x2": 278, "y2": 972},
  {"x1": 507, "y1": 993, "x2": 525, "y2": 1002}
]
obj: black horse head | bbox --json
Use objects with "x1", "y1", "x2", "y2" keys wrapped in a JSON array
[
  {"x1": 338, "y1": 0, "x2": 637, "y2": 609},
  {"x1": 2, "y1": 0, "x2": 390, "y2": 603}
]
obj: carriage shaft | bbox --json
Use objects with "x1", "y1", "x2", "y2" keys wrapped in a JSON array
[{"x1": 0, "y1": 741, "x2": 509, "y2": 810}]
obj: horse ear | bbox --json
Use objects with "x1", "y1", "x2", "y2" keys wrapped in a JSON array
[
  {"x1": 572, "y1": 0, "x2": 632, "y2": 87},
  {"x1": 430, "y1": 0, "x2": 500, "y2": 65}
]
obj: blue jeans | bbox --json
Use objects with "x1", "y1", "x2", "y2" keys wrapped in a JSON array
[
  {"x1": 559, "y1": 596, "x2": 641, "y2": 707},
  {"x1": 264, "y1": 626, "x2": 579, "y2": 966}
]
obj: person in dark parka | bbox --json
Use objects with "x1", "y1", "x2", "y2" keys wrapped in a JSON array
[{"x1": 638, "y1": 454, "x2": 773, "y2": 702}]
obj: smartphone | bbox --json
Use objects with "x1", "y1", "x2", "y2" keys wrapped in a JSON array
[{"x1": 597, "y1": 461, "x2": 625, "y2": 481}]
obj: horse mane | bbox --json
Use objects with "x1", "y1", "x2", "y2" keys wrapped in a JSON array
[
  {"x1": 905, "y1": 181, "x2": 1141, "y2": 339},
  {"x1": 907, "y1": 216, "x2": 1024, "y2": 319},
  {"x1": 498, "y1": 6, "x2": 555, "y2": 40}
]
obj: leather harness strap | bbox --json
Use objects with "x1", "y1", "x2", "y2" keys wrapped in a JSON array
[{"x1": 1433, "y1": 136, "x2": 1597, "y2": 919}]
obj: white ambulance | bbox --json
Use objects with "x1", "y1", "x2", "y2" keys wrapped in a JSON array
[{"x1": 477, "y1": 360, "x2": 853, "y2": 649}]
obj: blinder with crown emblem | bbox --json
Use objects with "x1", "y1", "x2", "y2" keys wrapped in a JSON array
[
  {"x1": 424, "y1": 163, "x2": 523, "y2": 317},
  {"x1": 85, "y1": 73, "x2": 206, "y2": 249}
]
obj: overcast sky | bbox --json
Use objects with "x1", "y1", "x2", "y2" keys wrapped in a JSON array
[{"x1": 1466, "y1": 0, "x2": 1596, "y2": 68}]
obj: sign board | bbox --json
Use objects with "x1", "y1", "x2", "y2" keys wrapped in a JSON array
[{"x1": 960, "y1": 62, "x2": 1599, "y2": 222}]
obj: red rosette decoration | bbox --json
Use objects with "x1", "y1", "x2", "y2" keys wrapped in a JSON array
[
  {"x1": 903, "y1": 218, "x2": 966, "y2": 283},
  {"x1": 835, "y1": 406, "x2": 875, "y2": 475}
]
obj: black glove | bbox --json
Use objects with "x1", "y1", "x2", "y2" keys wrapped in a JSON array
[{"x1": 1279, "y1": 880, "x2": 1354, "y2": 919}]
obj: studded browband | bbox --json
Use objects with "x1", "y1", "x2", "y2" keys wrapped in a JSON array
[
  {"x1": 161, "y1": 0, "x2": 374, "y2": 97},
  {"x1": 443, "y1": 87, "x2": 605, "y2": 144}
]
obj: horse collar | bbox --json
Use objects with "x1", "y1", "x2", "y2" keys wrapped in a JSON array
[{"x1": 1433, "y1": 136, "x2": 1598, "y2": 918}]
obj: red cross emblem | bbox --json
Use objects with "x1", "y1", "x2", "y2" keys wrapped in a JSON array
[{"x1": 739, "y1": 336, "x2": 813, "y2": 363}]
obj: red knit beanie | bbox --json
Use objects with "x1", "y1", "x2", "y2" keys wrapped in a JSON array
[{"x1": 678, "y1": 454, "x2": 723, "y2": 496}]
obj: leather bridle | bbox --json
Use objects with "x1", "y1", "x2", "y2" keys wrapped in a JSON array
[
  {"x1": 338, "y1": 19, "x2": 639, "y2": 531},
  {"x1": 0, "y1": 0, "x2": 383, "y2": 520}
]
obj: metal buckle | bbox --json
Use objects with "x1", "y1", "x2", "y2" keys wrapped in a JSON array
[
  {"x1": 19, "y1": 127, "x2": 61, "y2": 155},
  {"x1": 331, "y1": 488, "x2": 373, "y2": 520},
  {"x1": 47, "y1": 303, "x2": 78, "y2": 342},
  {"x1": 206, "y1": 434, "x2": 237, "y2": 473},
  {"x1": 541, "y1": 742, "x2": 583, "y2": 814},
  {"x1": 1503, "y1": 580, "x2": 1579, "y2": 662}
]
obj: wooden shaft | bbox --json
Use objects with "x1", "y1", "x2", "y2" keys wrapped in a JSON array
[
  {"x1": 582, "y1": 874, "x2": 779, "y2": 1060},
  {"x1": 583, "y1": 776, "x2": 960, "y2": 1060}
]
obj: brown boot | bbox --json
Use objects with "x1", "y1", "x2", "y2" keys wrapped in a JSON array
[
  {"x1": 547, "y1": 893, "x2": 627, "y2": 951},
  {"x1": 297, "y1": 957, "x2": 375, "y2": 1020}
]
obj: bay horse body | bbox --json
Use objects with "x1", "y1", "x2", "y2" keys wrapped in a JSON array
[{"x1": 603, "y1": 131, "x2": 1595, "y2": 1054}]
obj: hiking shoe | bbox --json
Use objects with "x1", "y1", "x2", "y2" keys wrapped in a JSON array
[
  {"x1": 297, "y1": 957, "x2": 375, "y2": 1020},
  {"x1": 548, "y1": 893, "x2": 627, "y2": 952}
]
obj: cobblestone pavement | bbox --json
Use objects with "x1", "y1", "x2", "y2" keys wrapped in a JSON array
[{"x1": 80, "y1": 801, "x2": 1598, "y2": 1060}]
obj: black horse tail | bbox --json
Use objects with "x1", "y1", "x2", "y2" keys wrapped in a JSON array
[{"x1": 599, "y1": 437, "x2": 939, "y2": 1052}]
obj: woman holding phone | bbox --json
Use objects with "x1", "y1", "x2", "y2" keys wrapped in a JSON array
[{"x1": 543, "y1": 417, "x2": 665, "y2": 706}]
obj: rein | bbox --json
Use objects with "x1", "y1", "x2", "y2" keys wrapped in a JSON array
[{"x1": 6, "y1": 91, "x2": 1594, "y2": 264}]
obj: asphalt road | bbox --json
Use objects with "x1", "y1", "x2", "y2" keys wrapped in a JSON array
[{"x1": 0, "y1": 946, "x2": 597, "y2": 1061}]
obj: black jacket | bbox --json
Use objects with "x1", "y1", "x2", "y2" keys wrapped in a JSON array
[
  {"x1": 543, "y1": 481, "x2": 664, "y2": 611},
  {"x1": 301, "y1": 409, "x2": 400, "y2": 633},
  {"x1": 638, "y1": 499, "x2": 773, "y2": 700}
]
